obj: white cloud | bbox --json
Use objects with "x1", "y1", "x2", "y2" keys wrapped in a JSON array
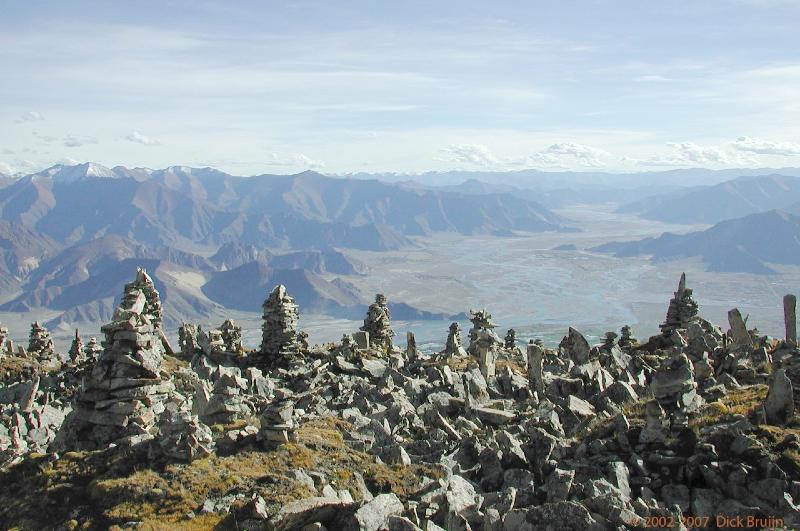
[
  {"x1": 731, "y1": 136, "x2": 800, "y2": 156},
  {"x1": 125, "y1": 131, "x2": 161, "y2": 146},
  {"x1": 518, "y1": 142, "x2": 610, "y2": 168},
  {"x1": 437, "y1": 141, "x2": 612, "y2": 169},
  {"x1": 668, "y1": 142, "x2": 730, "y2": 164},
  {"x1": 542, "y1": 142, "x2": 610, "y2": 166},
  {"x1": 437, "y1": 144, "x2": 501, "y2": 167},
  {"x1": 263, "y1": 152, "x2": 325, "y2": 169},
  {"x1": 0, "y1": 162, "x2": 13, "y2": 175},
  {"x1": 637, "y1": 141, "x2": 757, "y2": 167},
  {"x1": 63, "y1": 135, "x2": 99, "y2": 148},
  {"x1": 14, "y1": 111, "x2": 44, "y2": 123}
]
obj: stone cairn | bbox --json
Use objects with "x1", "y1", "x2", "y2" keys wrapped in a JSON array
[
  {"x1": 468, "y1": 309, "x2": 502, "y2": 378},
  {"x1": 178, "y1": 323, "x2": 198, "y2": 359},
  {"x1": 406, "y1": 331, "x2": 418, "y2": 362},
  {"x1": 55, "y1": 268, "x2": 175, "y2": 450},
  {"x1": 468, "y1": 309, "x2": 496, "y2": 353},
  {"x1": 618, "y1": 325, "x2": 636, "y2": 349},
  {"x1": 200, "y1": 372, "x2": 250, "y2": 426},
  {"x1": 659, "y1": 272, "x2": 699, "y2": 335},
  {"x1": 0, "y1": 321, "x2": 9, "y2": 357},
  {"x1": 220, "y1": 319, "x2": 243, "y2": 353},
  {"x1": 784, "y1": 294, "x2": 797, "y2": 347},
  {"x1": 444, "y1": 322, "x2": 467, "y2": 358},
  {"x1": 28, "y1": 321, "x2": 55, "y2": 361},
  {"x1": 504, "y1": 328, "x2": 516, "y2": 350},
  {"x1": 67, "y1": 329, "x2": 85, "y2": 364},
  {"x1": 360, "y1": 293, "x2": 394, "y2": 353},
  {"x1": 526, "y1": 340, "x2": 545, "y2": 397},
  {"x1": 259, "y1": 400, "x2": 296, "y2": 446},
  {"x1": 155, "y1": 394, "x2": 215, "y2": 462},
  {"x1": 601, "y1": 331, "x2": 618, "y2": 351},
  {"x1": 650, "y1": 352, "x2": 702, "y2": 431},
  {"x1": 85, "y1": 337, "x2": 102, "y2": 359},
  {"x1": 259, "y1": 284, "x2": 301, "y2": 365}
]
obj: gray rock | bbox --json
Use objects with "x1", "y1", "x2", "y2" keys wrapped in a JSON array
[
  {"x1": 785, "y1": 294, "x2": 797, "y2": 345},
  {"x1": 343, "y1": 493, "x2": 404, "y2": 531},
  {"x1": 660, "y1": 484, "x2": 690, "y2": 513},
  {"x1": 765, "y1": 368, "x2": 794, "y2": 425},
  {"x1": 267, "y1": 497, "x2": 352, "y2": 531},
  {"x1": 527, "y1": 501, "x2": 605, "y2": 531},
  {"x1": 727, "y1": 308, "x2": 753, "y2": 349},
  {"x1": 544, "y1": 468, "x2": 574, "y2": 502},
  {"x1": 606, "y1": 461, "x2": 631, "y2": 501},
  {"x1": 559, "y1": 327, "x2": 591, "y2": 365},
  {"x1": 387, "y1": 515, "x2": 422, "y2": 531}
]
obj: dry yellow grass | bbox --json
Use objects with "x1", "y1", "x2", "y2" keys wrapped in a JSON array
[
  {"x1": 689, "y1": 385, "x2": 769, "y2": 429},
  {"x1": 0, "y1": 417, "x2": 440, "y2": 530}
]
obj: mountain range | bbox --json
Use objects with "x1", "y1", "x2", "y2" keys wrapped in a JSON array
[
  {"x1": 0, "y1": 162, "x2": 573, "y2": 331},
  {"x1": 592, "y1": 209, "x2": 800, "y2": 274},
  {"x1": 617, "y1": 174, "x2": 800, "y2": 224}
]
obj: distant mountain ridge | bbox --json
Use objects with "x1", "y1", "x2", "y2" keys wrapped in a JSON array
[
  {"x1": 0, "y1": 164, "x2": 573, "y2": 251},
  {"x1": 617, "y1": 174, "x2": 800, "y2": 224},
  {"x1": 592, "y1": 209, "x2": 800, "y2": 274}
]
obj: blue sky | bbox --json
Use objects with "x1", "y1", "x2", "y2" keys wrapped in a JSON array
[{"x1": 1, "y1": 0, "x2": 800, "y2": 175}]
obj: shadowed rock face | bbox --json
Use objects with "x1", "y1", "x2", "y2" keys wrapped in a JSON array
[{"x1": 1, "y1": 272, "x2": 799, "y2": 531}]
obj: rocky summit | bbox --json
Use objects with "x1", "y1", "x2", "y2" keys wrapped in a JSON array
[{"x1": 1, "y1": 269, "x2": 800, "y2": 531}]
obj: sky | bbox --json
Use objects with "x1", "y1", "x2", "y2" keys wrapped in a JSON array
[{"x1": 1, "y1": 0, "x2": 800, "y2": 175}]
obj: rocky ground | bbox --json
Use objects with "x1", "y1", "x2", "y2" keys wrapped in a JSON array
[{"x1": 0, "y1": 268, "x2": 799, "y2": 530}]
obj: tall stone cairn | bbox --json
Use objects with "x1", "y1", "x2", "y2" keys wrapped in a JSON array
[
  {"x1": 360, "y1": 293, "x2": 394, "y2": 352},
  {"x1": 468, "y1": 309, "x2": 502, "y2": 356},
  {"x1": 0, "y1": 321, "x2": 8, "y2": 356},
  {"x1": 618, "y1": 325, "x2": 636, "y2": 349},
  {"x1": 67, "y1": 329, "x2": 85, "y2": 363},
  {"x1": 504, "y1": 328, "x2": 517, "y2": 350},
  {"x1": 85, "y1": 337, "x2": 102, "y2": 359},
  {"x1": 220, "y1": 319, "x2": 243, "y2": 353},
  {"x1": 54, "y1": 268, "x2": 175, "y2": 450},
  {"x1": 784, "y1": 294, "x2": 797, "y2": 346},
  {"x1": 28, "y1": 321, "x2": 55, "y2": 360},
  {"x1": 445, "y1": 322, "x2": 465, "y2": 356},
  {"x1": 659, "y1": 273, "x2": 699, "y2": 335},
  {"x1": 406, "y1": 331, "x2": 418, "y2": 362},
  {"x1": 130, "y1": 268, "x2": 163, "y2": 330},
  {"x1": 260, "y1": 284, "x2": 301, "y2": 364}
]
